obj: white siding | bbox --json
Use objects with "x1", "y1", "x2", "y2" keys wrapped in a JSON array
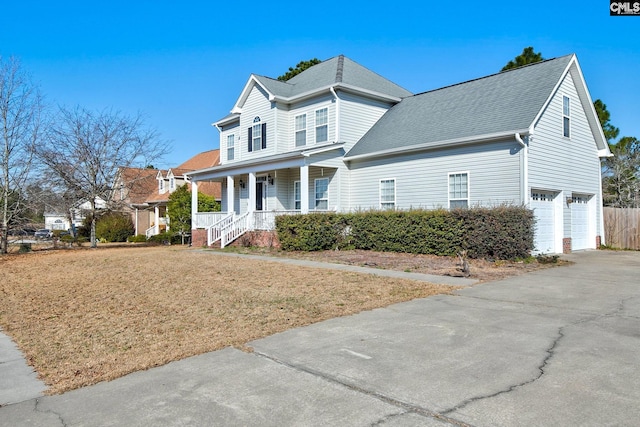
[
  {"x1": 530, "y1": 71, "x2": 603, "y2": 245},
  {"x1": 348, "y1": 141, "x2": 521, "y2": 210},
  {"x1": 234, "y1": 85, "x2": 276, "y2": 163},
  {"x1": 287, "y1": 95, "x2": 334, "y2": 150},
  {"x1": 340, "y1": 92, "x2": 394, "y2": 152}
]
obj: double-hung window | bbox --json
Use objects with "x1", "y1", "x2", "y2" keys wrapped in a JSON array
[
  {"x1": 449, "y1": 172, "x2": 469, "y2": 209},
  {"x1": 295, "y1": 114, "x2": 307, "y2": 147},
  {"x1": 169, "y1": 176, "x2": 175, "y2": 191},
  {"x1": 315, "y1": 108, "x2": 328, "y2": 143},
  {"x1": 294, "y1": 181, "x2": 301, "y2": 210},
  {"x1": 315, "y1": 178, "x2": 329, "y2": 210},
  {"x1": 227, "y1": 134, "x2": 235, "y2": 160},
  {"x1": 563, "y1": 96, "x2": 571, "y2": 138},
  {"x1": 379, "y1": 179, "x2": 396, "y2": 209},
  {"x1": 248, "y1": 116, "x2": 266, "y2": 152}
]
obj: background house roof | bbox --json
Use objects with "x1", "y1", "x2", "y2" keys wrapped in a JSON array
[
  {"x1": 345, "y1": 54, "x2": 575, "y2": 159},
  {"x1": 176, "y1": 149, "x2": 220, "y2": 170},
  {"x1": 118, "y1": 167, "x2": 163, "y2": 205}
]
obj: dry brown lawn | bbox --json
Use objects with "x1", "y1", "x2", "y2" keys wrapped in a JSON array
[{"x1": 0, "y1": 245, "x2": 462, "y2": 395}]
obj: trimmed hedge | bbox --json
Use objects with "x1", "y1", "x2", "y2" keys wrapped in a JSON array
[{"x1": 275, "y1": 206, "x2": 534, "y2": 260}]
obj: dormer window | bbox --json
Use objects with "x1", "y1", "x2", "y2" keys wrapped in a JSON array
[
  {"x1": 248, "y1": 116, "x2": 267, "y2": 152},
  {"x1": 159, "y1": 179, "x2": 164, "y2": 192},
  {"x1": 169, "y1": 177, "x2": 175, "y2": 190}
]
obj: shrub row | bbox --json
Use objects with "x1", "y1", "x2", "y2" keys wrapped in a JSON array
[{"x1": 275, "y1": 206, "x2": 534, "y2": 260}]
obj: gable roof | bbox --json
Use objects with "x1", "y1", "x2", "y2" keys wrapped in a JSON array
[
  {"x1": 345, "y1": 54, "x2": 610, "y2": 160},
  {"x1": 177, "y1": 149, "x2": 220, "y2": 170},
  {"x1": 117, "y1": 167, "x2": 163, "y2": 204},
  {"x1": 226, "y1": 55, "x2": 412, "y2": 118}
]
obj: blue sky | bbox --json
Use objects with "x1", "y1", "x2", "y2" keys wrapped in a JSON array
[{"x1": 2, "y1": 1, "x2": 638, "y2": 167}]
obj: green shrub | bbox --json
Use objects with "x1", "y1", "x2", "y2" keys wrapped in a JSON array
[
  {"x1": 128, "y1": 234, "x2": 148, "y2": 243},
  {"x1": 275, "y1": 206, "x2": 534, "y2": 260},
  {"x1": 95, "y1": 212, "x2": 135, "y2": 242},
  {"x1": 147, "y1": 232, "x2": 182, "y2": 245}
]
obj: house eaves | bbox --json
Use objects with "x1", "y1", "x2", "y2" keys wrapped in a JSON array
[
  {"x1": 187, "y1": 143, "x2": 345, "y2": 181},
  {"x1": 344, "y1": 130, "x2": 529, "y2": 162},
  {"x1": 268, "y1": 82, "x2": 404, "y2": 105}
]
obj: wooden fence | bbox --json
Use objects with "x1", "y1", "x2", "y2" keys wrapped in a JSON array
[{"x1": 604, "y1": 207, "x2": 640, "y2": 250}]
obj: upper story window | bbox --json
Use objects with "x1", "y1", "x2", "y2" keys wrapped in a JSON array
[
  {"x1": 315, "y1": 108, "x2": 328, "y2": 143},
  {"x1": 315, "y1": 178, "x2": 329, "y2": 210},
  {"x1": 379, "y1": 179, "x2": 396, "y2": 209},
  {"x1": 227, "y1": 134, "x2": 235, "y2": 160},
  {"x1": 119, "y1": 183, "x2": 125, "y2": 200},
  {"x1": 449, "y1": 172, "x2": 469, "y2": 209},
  {"x1": 169, "y1": 176, "x2": 175, "y2": 191},
  {"x1": 248, "y1": 116, "x2": 267, "y2": 152},
  {"x1": 159, "y1": 179, "x2": 164, "y2": 192},
  {"x1": 295, "y1": 114, "x2": 307, "y2": 147},
  {"x1": 563, "y1": 96, "x2": 571, "y2": 138}
]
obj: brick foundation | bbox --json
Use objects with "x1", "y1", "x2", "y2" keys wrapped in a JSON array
[
  {"x1": 191, "y1": 229, "x2": 207, "y2": 247},
  {"x1": 229, "y1": 231, "x2": 280, "y2": 248},
  {"x1": 595, "y1": 235, "x2": 601, "y2": 249},
  {"x1": 562, "y1": 237, "x2": 572, "y2": 254}
]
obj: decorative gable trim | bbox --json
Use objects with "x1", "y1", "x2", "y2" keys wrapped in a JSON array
[
  {"x1": 232, "y1": 75, "x2": 278, "y2": 114},
  {"x1": 530, "y1": 55, "x2": 611, "y2": 157}
]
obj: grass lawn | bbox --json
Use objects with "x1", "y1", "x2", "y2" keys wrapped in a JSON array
[{"x1": 0, "y1": 245, "x2": 456, "y2": 394}]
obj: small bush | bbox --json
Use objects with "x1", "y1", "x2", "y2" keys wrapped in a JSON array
[
  {"x1": 128, "y1": 234, "x2": 148, "y2": 243},
  {"x1": 95, "y1": 212, "x2": 135, "y2": 242},
  {"x1": 536, "y1": 253, "x2": 559, "y2": 264}
]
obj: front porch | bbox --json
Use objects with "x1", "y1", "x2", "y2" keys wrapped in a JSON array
[{"x1": 192, "y1": 210, "x2": 303, "y2": 247}]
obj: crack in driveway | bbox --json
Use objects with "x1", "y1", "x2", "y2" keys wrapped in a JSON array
[
  {"x1": 441, "y1": 297, "x2": 632, "y2": 416},
  {"x1": 34, "y1": 398, "x2": 68, "y2": 427},
  {"x1": 253, "y1": 350, "x2": 473, "y2": 427}
]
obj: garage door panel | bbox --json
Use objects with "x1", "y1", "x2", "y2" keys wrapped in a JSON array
[
  {"x1": 531, "y1": 191, "x2": 556, "y2": 254},
  {"x1": 571, "y1": 194, "x2": 591, "y2": 250}
]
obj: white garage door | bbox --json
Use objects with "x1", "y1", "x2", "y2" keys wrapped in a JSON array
[
  {"x1": 571, "y1": 194, "x2": 591, "y2": 250},
  {"x1": 531, "y1": 190, "x2": 556, "y2": 254}
]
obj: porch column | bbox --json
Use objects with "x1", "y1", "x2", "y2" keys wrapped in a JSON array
[
  {"x1": 248, "y1": 172, "x2": 256, "y2": 228},
  {"x1": 154, "y1": 205, "x2": 160, "y2": 234},
  {"x1": 300, "y1": 165, "x2": 309, "y2": 214},
  {"x1": 191, "y1": 180, "x2": 199, "y2": 227},
  {"x1": 227, "y1": 176, "x2": 235, "y2": 215}
]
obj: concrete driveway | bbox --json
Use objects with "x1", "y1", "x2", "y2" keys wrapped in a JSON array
[{"x1": 1, "y1": 250, "x2": 638, "y2": 426}]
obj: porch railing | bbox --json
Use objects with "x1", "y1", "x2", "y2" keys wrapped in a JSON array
[
  {"x1": 194, "y1": 212, "x2": 229, "y2": 229},
  {"x1": 197, "y1": 210, "x2": 309, "y2": 247},
  {"x1": 253, "y1": 210, "x2": 302, "y2": 230},
  {"x1": 207, "y1": 213, "x2": 234, "y2": 246},
  {"x1": 221, "y1": 212, "x2": 250, "y2": 248}
]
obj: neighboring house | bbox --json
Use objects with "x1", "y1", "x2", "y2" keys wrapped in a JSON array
[
  {"x1": 44, "y1": 197, "x2": 108, "y2": 232},
  {"x1": 115, "y1": 150, "x2": 221, "y2": 237},
  {"x1": 187, "y1": 54, "x2": 611, "y2": 254}
]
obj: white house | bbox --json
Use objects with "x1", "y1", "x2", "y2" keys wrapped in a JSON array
[{"x1": 187, "y1": 54, "x2": 611, "y2": 253}]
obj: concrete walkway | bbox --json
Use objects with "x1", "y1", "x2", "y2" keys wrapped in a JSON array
[
  {"x1": 0, "y1": 330, "x2": 46, "y2": 406},
  {"x1": 1, "y1": 250, "x2": 639, "y2": 426}
]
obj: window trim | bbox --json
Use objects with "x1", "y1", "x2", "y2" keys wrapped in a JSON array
[
  {"x1": 448, "y1": 172, "x2": 469, "y2": 209},
  {"x1": 314, "y1": 178, "x2": 329, "y2": 210},
  {"x1": 379, "y1": 178, "x2": 396, "y2": 210},
  {"x1": 295, "y1": 114, "x2": 307, "y2": 147},
  {"x1": 562, "y1": 95, "x2": 571, "y2": 138},
  {"x1": 294, "y1": 181, "x2": 301, "y2": 210},
  {"x1": 252, "y1": 122, "x2": 262, "y2": 151},
  {"x1": 315, "y1": 107, "x2": 328, "y2": 143},
  {"x1": 169, "y1": 176, "x2": 175, "y2": 190},
  {"x1": 227, "y1": 134, "x2": 235, "y2": 161}
]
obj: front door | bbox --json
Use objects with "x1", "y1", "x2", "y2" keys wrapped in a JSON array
[{"x1": 255, "y1": 181, "x2": 266, "y2": 211}]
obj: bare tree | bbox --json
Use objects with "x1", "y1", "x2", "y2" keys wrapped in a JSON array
[
  {"x1": 37, "y1": 106, "x2": 168, "y2": 247},
  {"x1": 0, "y1": 56, "x2": 43, "y2": 254}
]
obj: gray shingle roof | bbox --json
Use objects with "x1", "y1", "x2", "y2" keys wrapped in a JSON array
[
  {"x1": 254, "y1": 55, "x2": 412, "y2": 99},
  {"x1": 345, "y1": 55, "x2": 574, "y2": 159}
]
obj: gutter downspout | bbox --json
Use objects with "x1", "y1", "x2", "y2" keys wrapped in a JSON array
[
  {"x1": 330, "y1": 86, "x2": 340, "y2": 143},
  {"x1": 515, "y1": 132, "x2": 529, "y2": 205}
]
